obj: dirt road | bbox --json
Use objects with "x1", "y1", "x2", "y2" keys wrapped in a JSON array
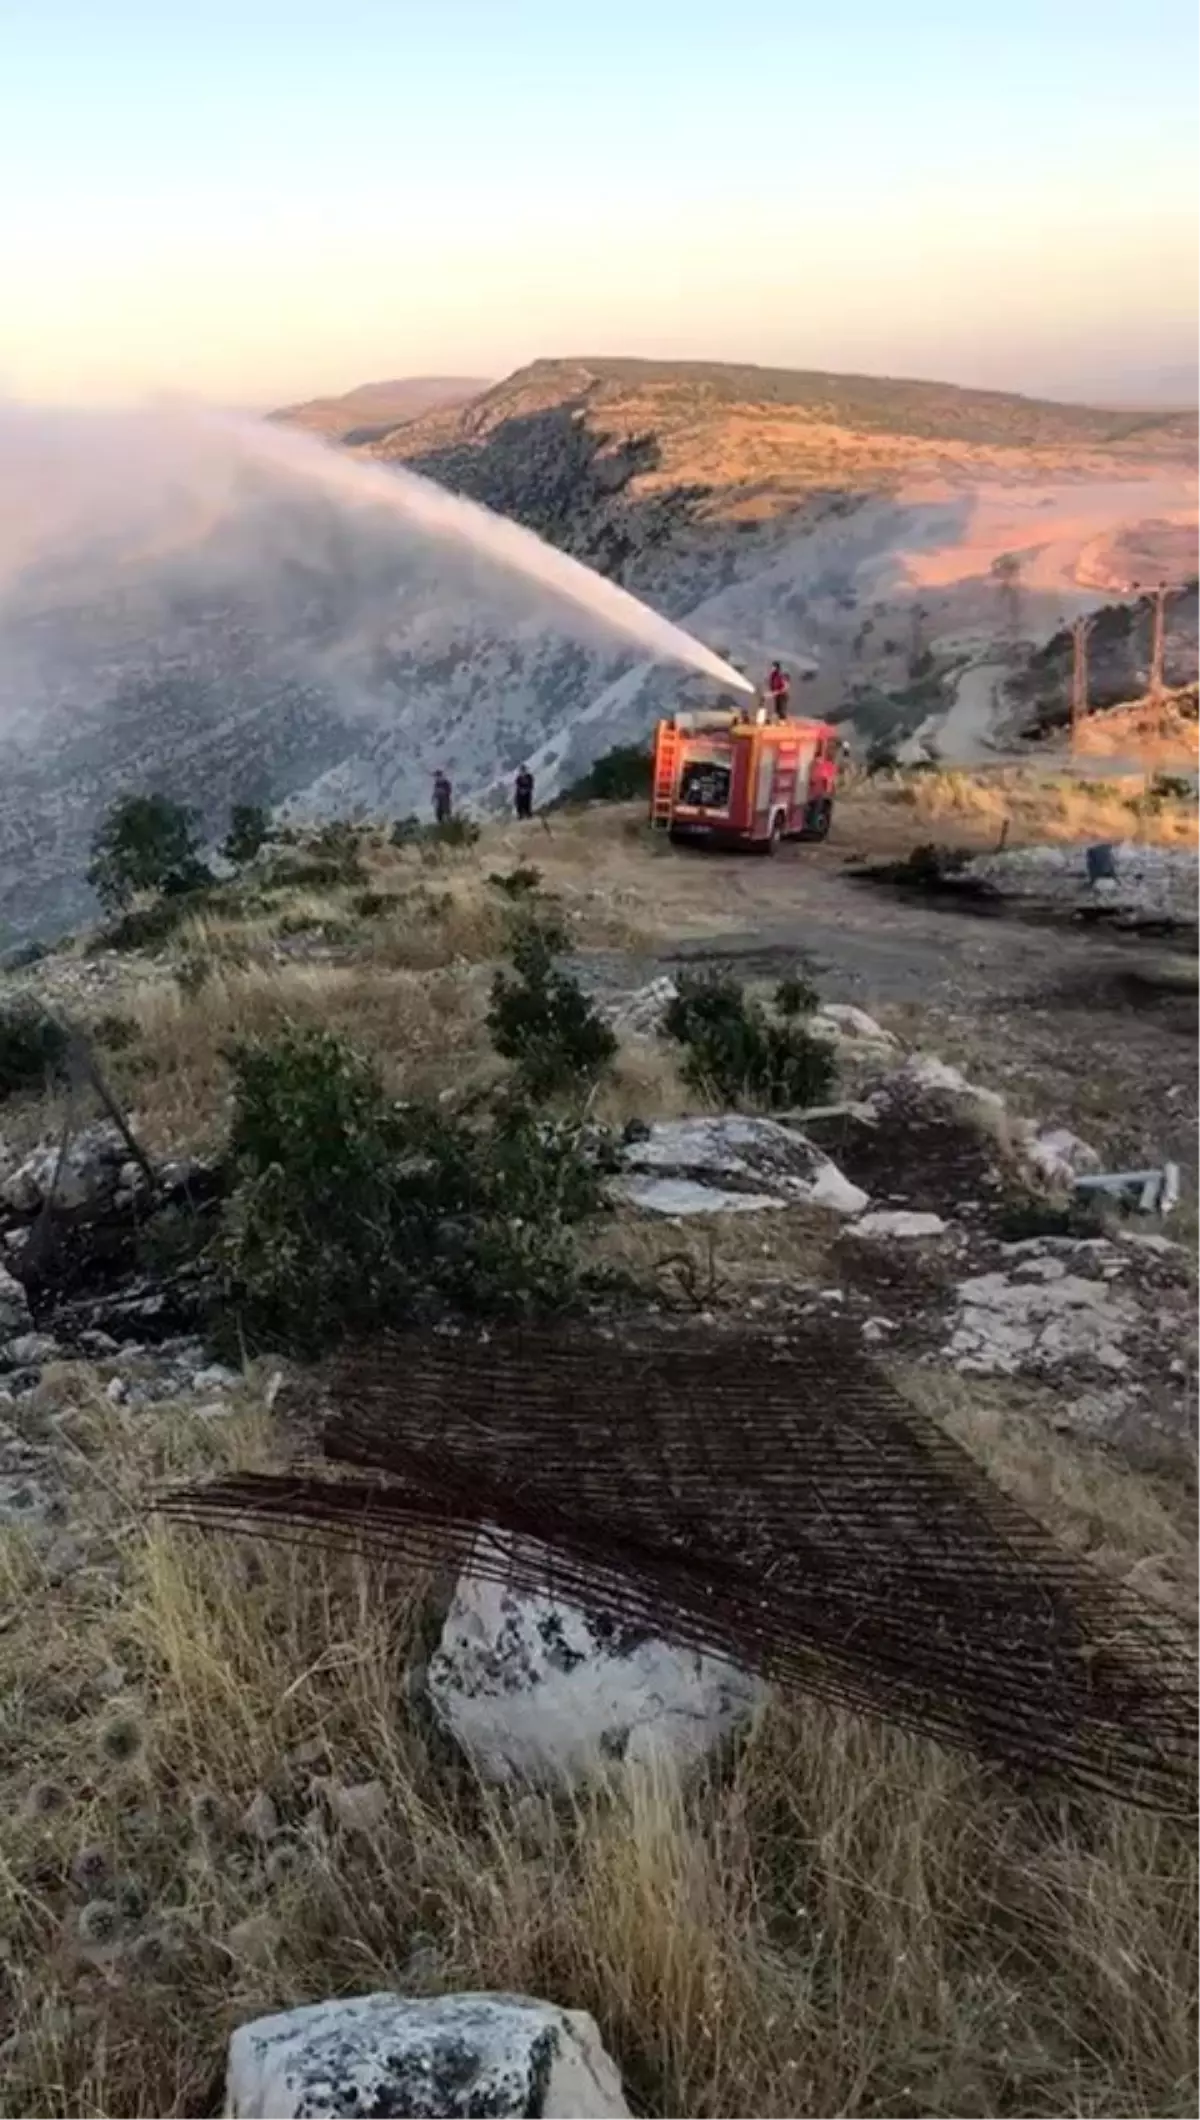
[{"x1": 583, "y1": 838, "x2": 1198, "y2": 1181}]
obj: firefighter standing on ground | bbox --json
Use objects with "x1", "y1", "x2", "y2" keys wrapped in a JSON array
[
  {"x1": 514, "y1": 765, "x2": 534, "y2": 820},
  {"x1": 767, "y1": 661, "x2": 791, "y2": 720},
  {"x1": 432, "y1": 770, "x2": 453, "y2": 825}
]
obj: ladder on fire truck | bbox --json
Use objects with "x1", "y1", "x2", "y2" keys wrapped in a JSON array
[{"x1": 651, "y1": 720, "x2": 680, "y2": 827}]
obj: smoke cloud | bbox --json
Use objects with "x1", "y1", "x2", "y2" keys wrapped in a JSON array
[{"x1": 0, "y1": 398, "x2": 752, "y2": 937}]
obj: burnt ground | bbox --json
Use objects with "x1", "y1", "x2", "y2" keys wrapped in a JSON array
[
  {"x1": 624, "y1": 841, "x2": 1198, "y2": 1185},
  {"x1": 571, "y1": 837, "x2": 1197, "y2": 1464}
]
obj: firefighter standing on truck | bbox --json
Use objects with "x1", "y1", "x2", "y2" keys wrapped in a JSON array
[{"x1": 767, "y1": 661, "x2": 791, "y2": 720}]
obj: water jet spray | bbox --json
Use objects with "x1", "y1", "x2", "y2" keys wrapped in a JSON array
[{"x1": 220, "y1": 412, "x2": 754, "y2": 694}]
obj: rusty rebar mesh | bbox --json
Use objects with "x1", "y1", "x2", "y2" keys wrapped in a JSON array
[{"x1": 158, "y1": 1322, "x2": 1198, "y2": 1811}]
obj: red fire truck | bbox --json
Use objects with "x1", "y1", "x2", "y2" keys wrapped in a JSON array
[{"x1": 649, "y1": 709, "x2": 841, "y2": 851}]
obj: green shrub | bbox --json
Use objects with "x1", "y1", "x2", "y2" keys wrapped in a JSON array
[
  {"x1": 487, "y1": 914, "x2": 617, "y2": 1099},
  {"x1": 663, "y1": 969, "x2": 836, "y2": 1111},
  {"x1": 487, "y1": 865, "x2": 543, "y2": 899},
  {"x1": 560, "y1": 743, "x2": 653, "y2": 805},
  {"x1": 314, "y1": 819, "x2": 364, "y2": 867},
  {"x1": 87, "y1": 794, "x2": 209, "y2": 911},
  {"x1": 774, "y1": 971, "x2": 820, "y2": 1018},
  {"x1": 136, "y1": 1199, "x2": 216, "y2": 1281},
  {"x1": 218, "y1": 1027, "x2": 605, "y2": 1355},
  {"x1": 261, "y1": 820, "x2": 365, "y2": 891},
  {"x1": 90, "y1": 1011, "x2": 138, "y2": 1053},
  {"x1": 1140, "y1": 773, "x2": 1195, "y2": 811},
  {"x1": 223, "y1": 803, "x2": 270, "y2": 868},
  {"x1": 352, "y1": 890, "x2": 393, "y2": 918},
  {"x1": 430, "y1": 815, "x2": 481, "y2": 851},
  {"x1": 90, "y1": 892, "x2": 206, "y2": 954},
  {"x1": 392, "y1": 815, "x2": 480, "y2": 858},
  {"x1": 0, "y1": 998, "x2": 69, "y2": 1102}
]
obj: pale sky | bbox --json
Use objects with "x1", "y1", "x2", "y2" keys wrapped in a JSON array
[{"x1": 2, "y1": 0, "x2": 1196, "y2": 407}]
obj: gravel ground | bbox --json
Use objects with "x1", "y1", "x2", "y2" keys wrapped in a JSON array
[{"x1": 573, "y1": 843, "x2": 1198, "y2": 1187}]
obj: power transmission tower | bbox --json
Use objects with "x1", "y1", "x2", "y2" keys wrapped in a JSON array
[
  {"x1": 991, "y1": 553, "x2": 1023, "y2": 659},
  {"x1": 1148, "y1": 580, "x2": 1169, "y2": 698}
]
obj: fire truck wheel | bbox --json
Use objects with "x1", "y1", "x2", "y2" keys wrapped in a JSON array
[
  {"x1": 801, "y1": 799, "x2": 833, "y2": 841},
  {"x1": 765, "y1": 810, "x2": 787, "y2": 854}
]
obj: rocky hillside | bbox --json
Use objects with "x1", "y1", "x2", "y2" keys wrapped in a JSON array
[
  {"x1": 368, "y1": 356, "x2": 1196, "y2": 512},
  {"x1": 269, "y1": 361, "x2": 1196, "y2": 819},
  {"x1": 1, "y1": 359, "x2": 1195, "y2": 939}
]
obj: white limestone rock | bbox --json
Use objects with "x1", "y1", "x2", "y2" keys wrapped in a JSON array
[
  {"x1": 621, "y1": 1178, "x2": 785, "y2": 1216},
  {"x1": 617, "y1": 1115, "x2": 867, "y2": 1218},
  {"x1": 812, "y1": 1002, "x2": 898, "y2": 1049},
  {"x1": 947, "y1": 1247, "x2": 1138, "y2": 1376},
  {"x1": 0, "y1": 1122, "x2": 128, "y2": 1215},
  {"x1": 427, "y1": 1543, "x2": 764, "y2": 1787},
  {"x1": 1026, "y1": 1127, "x2": 1101, "y2": 1187},
  {"x1": 873, "y1": 1053, "x2": 1006, "y2": 1115},
  {"x1": 601, "y1": 977, "x2": 678, "y2": 1036},
  {"x1": 224, "y1": 1990, "x2": 630, "y2": 2119},
  {"x1": 850, "y1": 1209, "x2": 948, "y2": 1240},
  {"x1": 0, "y1": 1263, "x2": 32, "y2": 1337},
  {"x1": 315, "y1": 1777, "x2": 389, "y2": 1835}
]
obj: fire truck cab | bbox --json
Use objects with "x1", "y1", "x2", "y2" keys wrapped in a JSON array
[{"x1": 650, "y1": 707, "x2": 841, "y2": 851}]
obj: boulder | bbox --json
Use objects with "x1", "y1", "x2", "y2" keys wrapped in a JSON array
[
  {"x1": 428, "y1": 1543, "x2": 764, "y2": 1787},
  {"x1": 850, "y1": 1209, "x2": 948, "y2": 1240},
  {"x1": 2, "y1": 1331, "x2": 61, "y2": 1367},
  {"x1": 224, "y1": 1990, "x2": 629, "y2": 2119},
  {"x1": 600, "y1": 976, "x2": 678, "y2": 1037},
  {"x1": 871, "y1": 1053, "x2": 1006, "y2": 1116},
  {"x1": 312, "y1": 1777, "x2": 389, "y2": 1834},
  {"x1": 0, "y1": 1123, "x2": 129, "y2": 1216},
  {"x1": 1025, "y1": 1127, "x2": 1101, "y2": 1187},
  {"x1": 617, "y1": 1115, "x2": 867, "y2": 1218},
  {"x1": 0, "y1": 1263, "x2": 32, "y2": 1337},
  {"x1": 812, "y1": 1002, "x2": 898, "y2": 1050}
]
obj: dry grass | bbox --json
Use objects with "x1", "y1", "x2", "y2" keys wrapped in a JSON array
[
  {"x1": 110, "y1": 960, "x2": 495, "y2": 1155},
  {"x1": 0, "y1": 1368, "x2": 1195, "y2": 2119},
  {"x1": 883, "y1": 765, "x2": 1198, "y2": 851},
  {"x1": 589, "y1": 1036, "x2": 700, "y2": 1130},
  {"x1": 3, "y1": 804, "x2": 1196, "y2": 2115},
  {"x1": 164, "y1": 815, "x2": 664, "y2": 987},
  {"x1": 1072, "y1": 693, "x2": 1199, "y2": 772},
  {"x1": 35, "y1": 807, "x2": 760, "y2": 1156}
]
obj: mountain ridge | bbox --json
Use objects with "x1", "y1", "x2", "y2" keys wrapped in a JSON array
[
  {"x1": 347, "y1": 356, "x2": 1197, "y2": 483},
  {"x1": 271, "y1": 375, "x2": 489, "y2": 444}
]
